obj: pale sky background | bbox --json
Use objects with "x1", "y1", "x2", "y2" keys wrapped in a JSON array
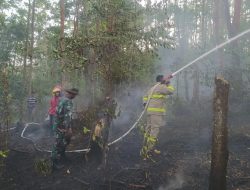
[{"x1": 7, "y1": 0, "x2": 163, "y2": 13}]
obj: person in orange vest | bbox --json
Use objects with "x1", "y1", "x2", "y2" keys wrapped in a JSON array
[
  {"x1": 142, "y1": 75, "x2": 174, "y2": 158},
  {"x1": 48, "y1": 86, "x2": 62, "y2": 136}
]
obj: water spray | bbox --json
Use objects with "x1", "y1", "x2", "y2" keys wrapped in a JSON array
[{"x1": 171, "y1": 28, "x2": 250, "y2": 77}]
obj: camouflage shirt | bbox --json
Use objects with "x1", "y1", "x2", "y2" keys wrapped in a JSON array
[{"x1": 54, "y1": 97, "x2": 73, "y2": 129}]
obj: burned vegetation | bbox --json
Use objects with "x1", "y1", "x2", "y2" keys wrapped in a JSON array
[{"x1": 1, "y1": 78, "x2": 250, "y2": 190}]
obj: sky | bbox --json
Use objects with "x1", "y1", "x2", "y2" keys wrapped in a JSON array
[
  {"x1": 5, "y1": 0, "x2": 162, "y2": 17},
  {"x1": 139, "y1": 0, "x2": 162, "y2": 6}
]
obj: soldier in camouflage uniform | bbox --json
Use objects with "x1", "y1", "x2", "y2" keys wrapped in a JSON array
[{"x1": 51, "y1": 88, "x2": 79, "y2": 170}]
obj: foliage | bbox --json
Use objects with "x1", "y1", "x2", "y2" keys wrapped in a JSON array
[
  {"x1": 0, "y1": 150, "x2": 9, "y2": 158},
  {"x1": 60, "y1": 0, "x2": 174, "y2": 96},
  {"x1": 83, "y1": 126, "x2": 90, "y2": 135},
  {"x1": 34, "y1": 158, "x2": 52, "y2": 176}
]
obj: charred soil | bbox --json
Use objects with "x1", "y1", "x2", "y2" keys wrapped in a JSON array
[{"x1": 0, "y1": 115, "x2": 250, "y2": 190}]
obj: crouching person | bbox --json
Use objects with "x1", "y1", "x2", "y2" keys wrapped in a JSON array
[
  {"x1": 87, "y1": 117, "x2": 107, "y2": 166},
  {"x1": 51, "y1": 88, "x2": 79, "y2": 170},
  {"x1": 86, "y1": 96, "x2": 117, "y2": 168}
]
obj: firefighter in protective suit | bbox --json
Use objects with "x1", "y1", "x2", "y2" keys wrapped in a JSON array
[{"x1": 142, "y1": 75, "x2": 174, "y2": 158}]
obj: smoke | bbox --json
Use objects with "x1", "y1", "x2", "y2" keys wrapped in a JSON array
[
  {"x1": 114, "y1": 86, "x2": 144, "y2": 124},
  {"x1": 24, "y1": 123, "x2": 49, "y2": 142},
  {"x1": 158, "y1": 172, "x2": 185, "y2": 190},
  {"x1": 110, "y1": 85, "x2": 145, "y2": 139}
]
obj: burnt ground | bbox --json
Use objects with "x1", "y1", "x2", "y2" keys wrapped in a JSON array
[{"x1": 0, "y1": 114, "x2": 250, "y2": 190}]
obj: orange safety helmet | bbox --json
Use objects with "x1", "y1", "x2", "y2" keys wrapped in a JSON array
[{"x1": 52, "y1": 86, "x2": 61, "y2": 93}]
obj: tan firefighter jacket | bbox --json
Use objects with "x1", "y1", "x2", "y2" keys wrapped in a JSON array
[{"x1": 143, "y1": 83, "x2": 174, "y2": 115}]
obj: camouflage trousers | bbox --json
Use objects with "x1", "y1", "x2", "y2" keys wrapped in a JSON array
[
  {"x1": 49, "y1": 115, "x2": 55, "y2": 136},
  {"x1": 51, "y1": 129, "x2": 71, "y2": 161}
]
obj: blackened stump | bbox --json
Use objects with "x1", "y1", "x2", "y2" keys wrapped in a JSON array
[{"x1": 209, "y1": 77, "x2": 229, "y2": 190}]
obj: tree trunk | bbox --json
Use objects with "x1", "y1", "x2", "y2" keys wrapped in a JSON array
[
  {"x1": 223, "y1": 0, "x2": 233, "y2": 38},
  {"x1": 223, "y1": 0, "x2": 242, "y2": 38},
  {"x1": 192, "y1": 1, "x2": 200, "y2": 104},
  {"x1": 184, "y1": 70, "x2": 189, "y2": 101},
  {"x1": 223, "y1": 0, "x2": 242, "y2": 37},
  {"x1": 0, "y1": 68, "x2": 10, "y2": 156},
  {"x1": 20, "y1": 0, "x2": 31, "y2": 123},
  {"x1": 201, "y1": 0, "x2": 207, "y2": 47},
  {"x1": 223, "y1": 0, "x2": 242, "y2": 99},
  {"x1": 23, "y1": 0, "x2": 31, "y2": 80},
  {"x1": 60, "y1": 0, "x2": 66, "y2": 86},
  {"x1": 192, "y1": 65, "x2": 199, "y2": 104},
  {"x1": 28, "y1": 0, "x2": 36, "y2": 95},
  {"x1": 73, "y1": 0, "x2": 80, "y2": 37},
  {"x1": 209, "y1": 77, "x2": 229, "y2": 190},
  {"x1": 213, "y1": 0, "x2": 224, "y2": 71}
]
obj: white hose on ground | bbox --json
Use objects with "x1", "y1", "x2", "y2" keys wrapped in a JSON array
[
  {"x1": 21, "y1": 122, "x2": 90, "y2": 153},
  {"x1": 0, "y1": 127, "x2": 16, "y2": 132},
  {"x1": 21, "y1": 122, "x2": 40, "y2": 140}
]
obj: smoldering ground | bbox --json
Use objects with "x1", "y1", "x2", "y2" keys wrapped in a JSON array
[
  {"x1": 23, "y1": 123, "x2": 49, "y2": 141},
  {"x1": 158, "y1": 172, "x2": 185, "y2": 190}
]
